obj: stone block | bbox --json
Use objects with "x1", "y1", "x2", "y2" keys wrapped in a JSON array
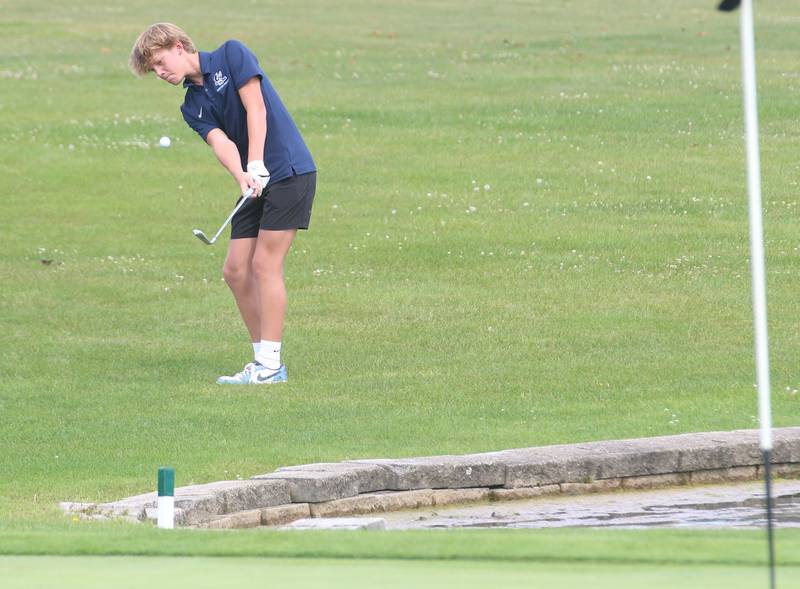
[
  {"x1": 349, "y1": 455, "x2": 506, "y2": 490},
  {"x1": 200, "y1": 509, "x2": 263, "y2": 529},
  {"x1": 500, "y1": 430, "x2": 769, "y2": 488},
  {"x1": 588, "y1": 440, "x2": 681, "y2": 479},
  {"x1": 620, "y1": 473, "x2": 689, "y2": 490},
  {"x1": 767, "y1": 463, "x2": 800, "y2": 479},
  {"x1": 560, "y1": 479, "x2": 621, "y2": 495},
  {"x1": 273, "y1": 463, "x2": 392, "y2": 494},
  {"x1": 502, "y1": 449, "x2": 598, "y2": 488},
  {"x1": 60, "y1": 502, "x2": 96, "y2": 515},
  {"x1": 489, "y1": 485, "x2": 561, "y2": 502},
  {"x1": 169, "y1": 479, "x2": 292, "y2": 525},
  {"x1": 431, "y1": 488, "x2": 490, "y2": 506},
  {"x1": 252, "y1": 469, "x2": 362, "y2": 503},
  {"x1": 96, "y1": 491, "x2": 158, "y2": 521},
  {"x1": 771, "y1": 429, "x2": 800, "y2": 463},
  {"x1": 309, "y1": 490, "x2": 434, "y2": 518},
  {"x1": 261, "y1": 503, "x2": 311, "y2": 526},
  {"x1": 690, "y1": 466, "x2": 757, "y2": 485}
]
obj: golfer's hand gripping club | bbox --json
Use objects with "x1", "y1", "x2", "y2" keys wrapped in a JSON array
[
  {"x1": 246, "y1": 160, "x2": 270, "y2": 194},
  {"x1": 192, "y1": 187, "x2": 255, "y2": 245}
]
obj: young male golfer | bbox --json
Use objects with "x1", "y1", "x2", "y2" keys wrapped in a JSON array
[{"x1": 129, "y1": 23, "x2": 316, "y2": 385}]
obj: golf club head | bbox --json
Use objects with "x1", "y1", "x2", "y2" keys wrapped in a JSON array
[
  {"x1": 192, "y1": 229, "x2": 214, "y2": 245},
  {"x1": 192, "y1": 188, "x2": 254, "y2": 246},
  {"x1": 718, "y1": 0, "x2": 740, "y2": 12}
]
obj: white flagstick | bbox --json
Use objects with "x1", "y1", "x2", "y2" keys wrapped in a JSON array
[{"x1": 735, "y1": 0, "x2": 776, "y2": 586}]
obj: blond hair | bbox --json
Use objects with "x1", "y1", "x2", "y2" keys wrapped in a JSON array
[{"x1": 129, "y1": 23, "x2": 197, "y2": 76}]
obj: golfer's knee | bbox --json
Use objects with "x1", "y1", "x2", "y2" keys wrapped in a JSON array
[
  {"x1": 223, "y1": 261, "x2": 251, "y2": 288},
  {"x1": 252, "y1": 255, "x2": 282, "y2": 282}
]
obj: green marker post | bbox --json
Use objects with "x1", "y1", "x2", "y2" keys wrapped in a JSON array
[{"x1": 157, "y1": 467, "x2": 175, "y2": 529}]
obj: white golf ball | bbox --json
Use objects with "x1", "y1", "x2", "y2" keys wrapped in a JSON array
[{"x1": 159, "y1": 136, "x2": 171, "y2": 148}]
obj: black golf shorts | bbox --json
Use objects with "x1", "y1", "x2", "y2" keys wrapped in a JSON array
[{"x1": 231, "y1": 171, "x2": 316, "y2": 238}]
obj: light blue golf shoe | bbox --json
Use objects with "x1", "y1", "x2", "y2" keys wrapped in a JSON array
[{"x1": 216, "y1": 362, "x2": 287, "y2": 385}]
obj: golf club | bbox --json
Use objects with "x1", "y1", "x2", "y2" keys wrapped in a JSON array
[{"x1": 193, "y1": 187, "x2": 255, "y2": 245}]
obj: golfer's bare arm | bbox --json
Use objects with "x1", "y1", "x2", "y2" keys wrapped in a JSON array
[
  {"x1": 206, "y1": 130, "x2": 248, "y2": 188},
  {"x1": 205, "y1": 77, "x2": 267, "y2": 194},
  {"x1": 238, "y1": 77, "x2": 267, "y2": 163}
]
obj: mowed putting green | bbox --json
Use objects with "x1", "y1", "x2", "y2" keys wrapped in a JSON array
[
  {"x1": 2, "y1": 556, "x2": 799, "y2": 589},
  {"x1": 2, "y1": 0, "x2": 800, "y2": 573}
]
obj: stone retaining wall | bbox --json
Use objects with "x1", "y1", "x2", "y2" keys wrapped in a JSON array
[{"x1": 61, "y1": 427, "x2": 800, "y2": 529}]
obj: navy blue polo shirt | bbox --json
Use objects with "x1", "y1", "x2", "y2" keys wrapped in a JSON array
[{"x1": 180, "y1": 40, "x2": 315, "y2": 183}]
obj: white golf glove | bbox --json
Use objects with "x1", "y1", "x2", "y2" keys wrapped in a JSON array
[{"x1": 246, "y1": 160, "x2": 270, "y2": 191}]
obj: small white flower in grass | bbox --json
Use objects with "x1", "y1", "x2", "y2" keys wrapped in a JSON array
[
  {"x1": 391, "y1": 209, "x2": 397, "y2": 215},
  {"x1": 536, "y1": 178, "x2": 543, "y2": 185},
  {"x1": 484, "y1": 184, "x2": 490, "y2": 190},
  {"x1": 467, "y1": 206, "x2": 477, "y2": 214},
  {"x1": 646, "y1": 176, "x2": 652, "y2": 180}
]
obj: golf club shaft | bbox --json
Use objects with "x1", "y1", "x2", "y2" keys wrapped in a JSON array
[{"x1": 209, "y1": 187, "x2": 255, "y2": 243}]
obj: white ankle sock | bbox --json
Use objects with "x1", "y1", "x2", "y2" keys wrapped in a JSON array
[
  {"x1": 252, "y1": 342, "x2": 261, "y2": 357},
  {"x1": 256, "y1": 340, "x2": 281, "y2": 369}
]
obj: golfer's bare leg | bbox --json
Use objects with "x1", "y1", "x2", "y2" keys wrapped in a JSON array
[
  {"x1": 252, "y1": 229, "x2": 297, "y2": 342},
  {"x1": 223, "y1": 237, "x2": 261, "y2": 342}
]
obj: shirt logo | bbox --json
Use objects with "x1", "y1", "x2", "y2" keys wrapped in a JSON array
[
  {"x1": 198, "y1": 106, "x2": 203, "y2": 119},
  {"x1": 213, "y1": 70, "x2": 229, "y2": 92}
]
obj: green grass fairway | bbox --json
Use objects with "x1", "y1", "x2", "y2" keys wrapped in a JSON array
[
  {"x1": 2, "y1": 0, "x2": 800, "y2": 576},
  {"x1": 3, "y1": 526, "x2": 800, "y2": 565},
  {"x1": 3, "y1": 556, "x2": 799, "y2": 589}
]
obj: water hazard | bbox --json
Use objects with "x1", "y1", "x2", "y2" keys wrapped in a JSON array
[{"x1": 378, "y1": 479, "x2": 800, "y2": 530}]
